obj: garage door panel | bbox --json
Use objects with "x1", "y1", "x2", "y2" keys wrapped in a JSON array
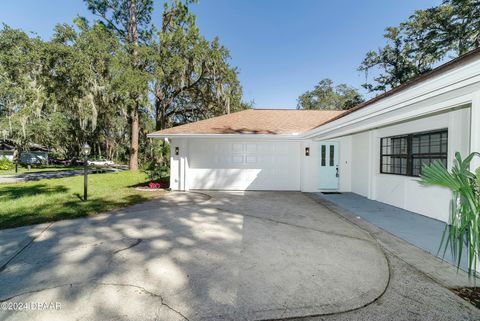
[
  {"x1": 188, "y1": 140, "x2": 300, "y2": 190},
  {"x1": 245, "y1": 143, "x2": 257, "y2": 153},
  {"x1": 232, "y1": 143, "x2": 244, "y2": 153}
]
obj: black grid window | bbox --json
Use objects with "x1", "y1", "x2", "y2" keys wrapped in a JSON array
[
  {"x1": 321, "y1": 145, "x2": 326, "y2": 166},
  {"x1": 380, "y1": 129, "x2": 448, "y2": 177}
]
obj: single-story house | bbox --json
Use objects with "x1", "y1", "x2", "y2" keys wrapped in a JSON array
[
  {"x1": 0, "y1": 140, "x2": 50, "y2": 165},
  {"x1": 148, "y1": 48, "x2": 480, "y2": 224}
]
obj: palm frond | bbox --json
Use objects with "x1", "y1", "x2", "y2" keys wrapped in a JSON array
[{"x1": 419, "y1": 152, "x2": 480, "y2": 276}]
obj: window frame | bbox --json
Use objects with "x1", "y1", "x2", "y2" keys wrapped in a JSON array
[{"x1": 380, "y1": 129, "x2": 448, "y2": 177}]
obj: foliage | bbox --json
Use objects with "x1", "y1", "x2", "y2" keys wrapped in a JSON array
[
  {"x1": 84, "y1": 0, "x2": 154, "y2": 171},
  {"x1": 358, "y1": 27, "x2": 433, "y2": 93},
  {"x1": 0, "y1": 171, "x2": 164, "y2": 229},
  {"x1": 360, "y1": 0, "x2": 480, "y2": 93},
  {"x1": 0, "y1": 26, "x2": 54, "y2": 156},
  {"x1": 420, "y1": 152, "x2": 480, "y2": 275},
  {"x1": 297, "y1": 79, "x2": 363, "y2": 110},
  {"x1": 143, "y1": 160, "x2": 168, "y2": 182},
  {"x1": 84, "y1": 0, "x2": 154, "y2": 43},
  {"x1": 151, "y1": 0, "x2": 248, "y2": 130},
  {"x1": 0, "y1": 157, "x2": 13, "y2": 170},
  {"x1": 0, "y1": 0, "x2": 248, "y2": 171}
]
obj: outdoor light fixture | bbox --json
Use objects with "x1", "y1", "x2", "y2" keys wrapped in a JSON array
[
  {"x1": 81, "y1": 143, "x2": 91, "y2": 201},
  {"x1": 305, "y1": 147, "x2": 310, "y2": 156},
  {"x1": 175, "y1": 146, "x2": 179, "y2": 156}
]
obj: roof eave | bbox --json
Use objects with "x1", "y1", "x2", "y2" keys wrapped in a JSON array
[{"x1": 147, "y1": 133, "x2": 305, "y2": 140}]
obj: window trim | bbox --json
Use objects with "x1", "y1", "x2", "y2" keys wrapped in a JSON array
[{"x1": 380, "y1": 129, "x2": 448, "y2": 177}]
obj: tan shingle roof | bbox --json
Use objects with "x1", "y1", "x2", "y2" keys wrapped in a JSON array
[{"x1": 148, "y1": 109, "x2": 345, "y2": 136}]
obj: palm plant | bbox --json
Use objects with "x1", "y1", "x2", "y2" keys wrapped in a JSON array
[{"x1": 420, "y1": 152, "x2": 480, "y2": 275}]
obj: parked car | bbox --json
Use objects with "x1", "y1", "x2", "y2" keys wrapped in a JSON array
[
  {"x1": 48, "y1": 158, "x2": 72, "y2": 166},
  {"x1": 87, "y1": 159, "x2": 114, "y2": 166}
]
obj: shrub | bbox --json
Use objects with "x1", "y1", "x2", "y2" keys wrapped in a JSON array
[
  {"x1": 143, "y1": 161, "x2": 168, "y2": 182},
  {"x1": 0, "y1": 157, "x2": 14, "y2": 170},
  {"x1": 420, "y1": 152, "x2": 480, "y2": 275}
]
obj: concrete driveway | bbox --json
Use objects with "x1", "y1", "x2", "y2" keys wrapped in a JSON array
[{"x1": 0, "y1": 192, "x2": 389, "y2": 321}]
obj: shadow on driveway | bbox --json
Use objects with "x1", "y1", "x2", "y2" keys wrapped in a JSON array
[{"x1": 0, "y1": 192, "x2": 389, "y2": 321}]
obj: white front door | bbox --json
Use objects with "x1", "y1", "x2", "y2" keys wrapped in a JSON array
[{"x1": 318, "y1": 142, "x2": 339, "y2": 189}]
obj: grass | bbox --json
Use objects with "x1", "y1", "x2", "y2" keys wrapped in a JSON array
[
  {"x1": 0, "y1": 166, "x2": 84, "y2": 175},
  {"x1": 0, "y1": 171, "x2": 165, "y2": 230}
]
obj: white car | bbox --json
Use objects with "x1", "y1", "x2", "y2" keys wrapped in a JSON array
[{"x1": 87, "y1": 159, "x2": 114, "y2": 166}]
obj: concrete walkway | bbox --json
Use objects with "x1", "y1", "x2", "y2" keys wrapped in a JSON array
[
  {"x1": 0, "y1": 192, "x2": 389, "y2": 321},
  {"x1": 302, "y1": 193, "x2": 480, "y2": 321},
  {"x1": 313, "y1": 192, "x2": 468, "y2": 271},
  {"x1": 0, "y1": 168, "x2": 123, "y2": 183}
]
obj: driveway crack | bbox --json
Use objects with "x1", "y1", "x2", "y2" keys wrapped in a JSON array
[
  {"x1": 0, "y1": 281, "x2": 190, "y2": 321},
  {"x1": 112, "y1": 238, "x2": 142, "y2": 254},
  {"x1": 210, "y1": 207, "x2": 374, "y2": 244}
]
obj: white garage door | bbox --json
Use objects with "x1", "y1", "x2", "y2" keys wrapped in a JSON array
[{"x1": 187, "y1": 140, "x2": 301, "y2": 190}]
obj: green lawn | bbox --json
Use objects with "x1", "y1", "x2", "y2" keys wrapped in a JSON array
[
  {"x1": 0, "y1": 171, "x2": 164, "y2": 229},
  {"x1": 0, "y1": 166, "x2": 84, "y2": 175}
]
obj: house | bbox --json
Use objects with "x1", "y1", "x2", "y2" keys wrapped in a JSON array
[
  {"x1": 0, "y1": 140, "x2": 50, "y2": 165},
  {"x1": 148, "y1": 48, "x2": 480, "y2": 224}
]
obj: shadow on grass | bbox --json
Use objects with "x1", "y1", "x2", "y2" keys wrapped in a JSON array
[
  {"x1": 0, "y1": 184, "x2": 69, "y2": 202},
  {"x1": 0, "y1": 194, "x2": 151, "y2": 230}
]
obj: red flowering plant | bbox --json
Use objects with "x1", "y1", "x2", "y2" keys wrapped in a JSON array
[
  {"x1": 143, "y1": 161, "x2": 169, "y2": 189},
  {"x1": 148, "y1": 181, "x2": 168, "y2": 189}
]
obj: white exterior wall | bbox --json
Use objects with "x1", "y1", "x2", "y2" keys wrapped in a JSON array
[
  {"x1": 337, "y1": 136, "x2": 352, "y2": 193},
  {"x1": 350, "y1": 132, "x2": 370, "y2": 197},
  {"x1": 472, "y1": 93, "x2": 480, "y2": 170},
  {"x1": 171, "y1": 137, "x2": 350, "y2": 193},
  {"x1": 300, "y1": 137, "x2": 351, "y2": 193},
  {"x1": 339, "y1": 107, "x2": 471, "y2": 222},
  {"x1": 300, "y1": 140, "x2": 317, "y2": 192},
  {"x1": 169, "y1": 138, "x2": 188, "y2": 191}
]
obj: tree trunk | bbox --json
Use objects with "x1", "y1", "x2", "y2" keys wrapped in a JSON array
[
  {"x1": 128, "y1": 0, "x2": 140, "y2": 171},
  {"x1": 155, "y1": 82, "x2": 168, "y2": 131},
  {"x1": 130, "y1": 105, "x2": 139, "y2": 170},
  {"x1": 154, "y1": 11, "x2": 174, "y2": 132}
]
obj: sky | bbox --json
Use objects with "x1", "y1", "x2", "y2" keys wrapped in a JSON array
[{"x1": 0, "y1": 0, "x2": 441, "y2": 109}]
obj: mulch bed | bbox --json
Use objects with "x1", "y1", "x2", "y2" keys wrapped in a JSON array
[{"x1": 451, "y1": 287, "x2": 480, "y2": 308}]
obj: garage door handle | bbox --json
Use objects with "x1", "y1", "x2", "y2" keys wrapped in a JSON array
[{"x1": 336, "y1": 166, "x2": 339, "y2": 177}]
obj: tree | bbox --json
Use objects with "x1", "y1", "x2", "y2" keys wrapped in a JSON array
[
  {"x1": 358, "y1": 27, "x2": 432, "y2": 93},
  {"x1": 403, "y1": 0, "x2": 480, "y2": 59},
  {"x1": 48, "y1": 19, "x2": 125, "y2": 158},
  {"x1": 360, "y1": 0, "x2": 480, "y2": 93},
  {"x1": 0, "y1": 26, "x2": 53, "y2": 166},
  {"x1": 297, "y1": 79, "x2": 363, "y2": 110},
  {"x1": 84, "y1": 0, "x2": 154, "y2": 170},
  {"x1": 0, "y1": 1, "x2": 248, "y2": 170},
  {"x1": 152, "y1": 0, "x2": 247, "y2": 130}
]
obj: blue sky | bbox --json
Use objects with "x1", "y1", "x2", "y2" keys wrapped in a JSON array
[{"x1": 1, "y1": 0, "x2": 441, "y2": 108}]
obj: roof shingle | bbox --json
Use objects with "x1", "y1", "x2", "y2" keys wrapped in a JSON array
[{"x1": 148, "y1": 109, "x2": 345, "y2": 136}]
